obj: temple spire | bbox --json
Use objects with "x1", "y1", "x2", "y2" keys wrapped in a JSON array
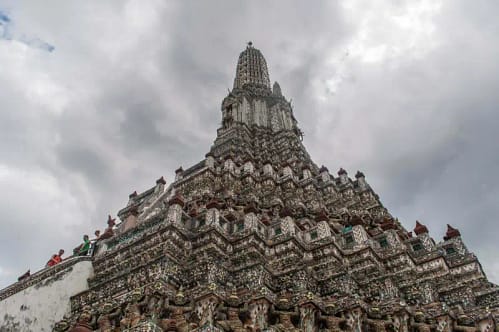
[{"x1": 233, "y1": 43, "x2": 271, "y2": 91}]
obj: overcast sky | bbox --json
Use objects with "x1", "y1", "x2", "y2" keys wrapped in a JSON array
[{"x1": 0, "y1": 0, "x2": 498, "y2": 289}]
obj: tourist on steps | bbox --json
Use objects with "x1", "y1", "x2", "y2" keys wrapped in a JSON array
[
  {"x1": 46, "y1": 249, "x2": 65, "y2": 267},
  {"x1": 73, "y1": 234, "x2": 91, "y2": 256}
]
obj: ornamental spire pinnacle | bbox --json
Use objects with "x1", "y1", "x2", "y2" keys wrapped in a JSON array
[{"x1": 233, "y1": 42, "x2": 271, "y2": 91}]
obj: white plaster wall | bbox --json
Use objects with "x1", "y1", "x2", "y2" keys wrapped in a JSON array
[{"x1": 0, "y1": 260, "x2": 93, "y2": 332}]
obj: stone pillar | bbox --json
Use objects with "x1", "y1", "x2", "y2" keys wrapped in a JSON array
[
  {"x1": 127, "y1": 190, "x2": 137, "y2": 206},
  {"x1": 167, "y1": 193, "x2": 185, "y2": 226},
  {"x1": 243, "y1": 158, "x2": 254, "y2": 173},
  {"x1": 244, "y1": 212, "x2": 258, "y2": 230},
  {"x1": 280, "y1": 208, "x2": 296, "y2": 236},
  {"x1": 338, "y1": 168, "x2": 349, "y2": 185},
  {"x1": 175, "y1": 167, "x2": 184, "y2": 181},
  {"x1": 283, "y1": 163, "x2": 293, "y2": 177},
  {"x1": 206, "y1": 199, "x2": 221, "y2": 227},
  {"x1": 299, "y1": 303, "x2": 319, "y2": 332},
  {"x1": 355, "y1": 171, "x2": 367, "y2": 190},
  {"x1": 242, "y1": 200, "x2": 259, "y2": 232},
  {"x1": 319, "y1": 165, "x2": 330, "y2": 183},
  {"x1": 205, "y1": 152, "x2": 215, "y2": 169},
  {"x1": 155, "y1": 176, "x2": 166, "y2": 194},
  {"x1": 302, "y1": 165, "x2": 312, "y2": 179},
  {"x1": 263, "y1": 160, "x2": 274, "y2": 177},
  {"x1": 414, "y1": 220, "x2": 435, "y2": 250},
  {"x1": 123, "y1": 206, "x2": 139, "y2": 232},
  {"x1": 224, "y1": 155, "x2": 235, "y2": 172},
  {"x1": 248, "y1": 298, "x2": 270, "y2": 330}
]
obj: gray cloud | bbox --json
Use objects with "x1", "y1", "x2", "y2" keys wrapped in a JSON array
[
  {"x1": 0, "y1": 0, "x2": 498, "y2": 287},
  {"x1": 0, "y1": 10, "x2": 54, "y2": 51}
]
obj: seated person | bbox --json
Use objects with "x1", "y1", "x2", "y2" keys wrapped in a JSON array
[
  {"x1": 73, "y1": 235, "x2": 91, "y2": 256},
  {"x1": 46, "y1": 249, "x2": 65, "y2": 267},
  {"x1": 18, "y1": 270, "x2": 30, "y2": 281}
]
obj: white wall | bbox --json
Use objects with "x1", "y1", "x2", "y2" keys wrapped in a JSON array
[{"x1": 0, "y1": 260, "x2": 93, "y2": 332}]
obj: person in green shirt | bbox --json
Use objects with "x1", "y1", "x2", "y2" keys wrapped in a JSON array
[{"x1": 78, "y1": 235, "x2": 90, "y2": 256}]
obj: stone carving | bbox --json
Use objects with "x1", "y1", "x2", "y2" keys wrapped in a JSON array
[
  {"x1": 69, "y1": 306, "x2": 95, "y2": 332},
  {"x1": 195, "y1": 294, "x2": 220, "y2": 327},
  {"x1": 120, "y1": 288, "x2": 147, "y2": 329},
  {"x1": 216, "y1": 290, "x2": 245, "y2": 331},
  {"x1": 97, "y1": 301, "x2": 121, "y2": 332},
  {"x1": 53, "y1": 316, "x2": 71, "y2": 332},
  {"x1": 159, "y1": 288, "x2": 197, "y2": 332}
]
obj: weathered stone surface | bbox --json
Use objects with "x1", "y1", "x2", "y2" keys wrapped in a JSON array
[
  {"x1": 1, "y1": 43, "x2": 498, "y2": 332},
  {"x1": 0, "y1": 258, "x2": 93, "y2": 332}
]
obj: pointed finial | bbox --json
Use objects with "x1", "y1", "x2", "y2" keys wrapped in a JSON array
[
  {"x1": 107, "y1": 215, "x2": 116, "y2": 226},
  {"x1": 273, "y1": 81, "x2": 282, "y2": 96},
  {"x1": 247, "y1": 41, "x2": 253, "y2": 47},
  {"x1": 156, "y1": 176, "x2": 166, "y2": 185},
  {"x1": 444, "y1": 224, "x2": 461, "y2": 240},
  {"x1": 414, "y1": 220, "x2": 429, "y2": 235}
]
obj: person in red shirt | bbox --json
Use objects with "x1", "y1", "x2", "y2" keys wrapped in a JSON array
[{"x1": 46, "y1": 249, "x2": 65, "y2": 267}]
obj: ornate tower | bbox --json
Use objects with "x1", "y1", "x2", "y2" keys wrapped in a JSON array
[
  {"x1": 222, "y1": 43, "x2": 297, "y2": 132},
  {"x1": 233, "y1": 42, "x2": 271, "y2": 91},
  {"x1": 2, "y1": 44, "x2": 498, "y2": 332}
]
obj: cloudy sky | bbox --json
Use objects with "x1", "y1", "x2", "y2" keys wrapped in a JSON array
[{"x1": 0, "y1": 0, "x2": 498, "y2": 289}]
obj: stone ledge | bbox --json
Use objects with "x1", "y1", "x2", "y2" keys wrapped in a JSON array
[{"x1": 0, "y1": 255, "x2": 92, "y2": 301}]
